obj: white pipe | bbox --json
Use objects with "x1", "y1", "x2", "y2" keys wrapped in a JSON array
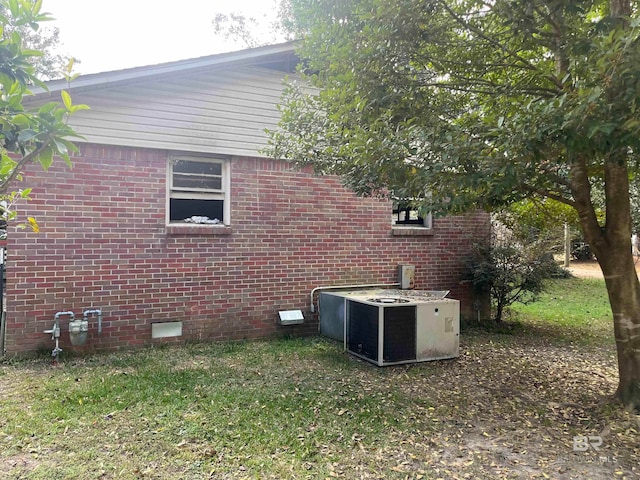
[
  {"x1": 83, "y1": 309, "x2": 102, "y2": 334},
  {"x1": 309, "y1": 283, "x2": 400, "y2": 313}
]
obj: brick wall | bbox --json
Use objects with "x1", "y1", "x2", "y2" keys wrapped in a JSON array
[{"x1": 4, "y1": 144, "x2": 490, "y2": 355}]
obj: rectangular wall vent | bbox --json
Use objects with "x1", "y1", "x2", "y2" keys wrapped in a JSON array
[
  {"x1": 278, "y1": 310, "x2": 304, "y2": 325},
  {"x1": 151, "y1": 321, "x2": 183, "y2": 339}
]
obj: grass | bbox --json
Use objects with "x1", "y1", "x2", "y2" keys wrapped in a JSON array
[
  {"x1": 1, "y1": 276, "x2": 638, "y2": 479},
  {"x1": 506, "y1": 277, "x2": 614, "y2": 345},
  {"x1": 1, "y1": 340, "x2": 425, "y2": 479}
]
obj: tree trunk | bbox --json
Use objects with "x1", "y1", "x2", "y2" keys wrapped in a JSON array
[
  {"x1": 494, "y1": 301, "x2": 505, "y2": 323},
  {"x1": 598, "y1": 251, "x2": 640, "y2": 409},
  {"x1": 571, "y1": 155, "x2": 640, "y2": 410}
]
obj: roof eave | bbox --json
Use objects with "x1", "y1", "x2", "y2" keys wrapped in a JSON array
[{"x1": 32, "y1": 40, "x2": 299, "y2": 96}]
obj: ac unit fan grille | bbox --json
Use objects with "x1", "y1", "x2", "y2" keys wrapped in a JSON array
[
  {"x1": 347, "y1": 301, "x2": 379, "y2": 361},
  {"x1": 383, "y1": 306, "x2": 416, "y2": 362}
]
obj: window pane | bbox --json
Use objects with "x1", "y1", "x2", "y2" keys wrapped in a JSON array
[
  {"x1": 392, "y1": 203, "x2": 424, "y2": 225},
  {"x1": 173, "y1": 174, "x2": 222, "y2": 190},
  {"x1": 173, "y1": 160, "x2": 222, "y2": 176},
  {"x1": 170, "y1": 198, "x2": 224, "y2": 223}
]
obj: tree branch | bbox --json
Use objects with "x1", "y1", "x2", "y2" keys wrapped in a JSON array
[
  {"x1": 414, "y1": 80, "x2": 559, "y2": 97},
  {"x1": 568, "y1": 155, "x2": 604, "y2": 248},
  {"x1": 0, "y1": 140, "x2": 52, "y2": 193},
  {"x1": 522, "y1": 184, "x2": 576, "y2": 208},
  {"x1": 437, "y1": 0, "x2": 540, "y2": 73}
]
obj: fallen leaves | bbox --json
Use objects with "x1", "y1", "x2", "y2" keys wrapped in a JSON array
[{"x1": 1, "y1": 334, "x2": 638, "y2": 479}]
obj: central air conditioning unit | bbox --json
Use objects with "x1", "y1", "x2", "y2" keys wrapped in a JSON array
[{"x1": 344, "y1": 293, "x2": 460, "y2": 366}]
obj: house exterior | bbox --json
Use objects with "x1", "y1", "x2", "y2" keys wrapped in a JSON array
[{"x1": 1, "y1": 42, "x2": 490, "y2": 356}]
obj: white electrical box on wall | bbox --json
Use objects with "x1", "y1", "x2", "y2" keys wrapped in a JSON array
[{"x1": 398, "y1": 264, "x2": 416, "y2": 289}]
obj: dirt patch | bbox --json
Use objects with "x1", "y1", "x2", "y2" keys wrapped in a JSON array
[
  {"x1": 1, "y1": 453, "x2": 44, "y2": 476},
  {"x1": 566, "y1": 259, "x2": 640, "y2": 279}
]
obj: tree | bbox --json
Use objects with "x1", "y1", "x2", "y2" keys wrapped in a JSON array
[
  {"x1": 0, "y1": 0, "x2": 86, "y2": 227},
  {"x1": 13, "y1": 24, "x2": 69, "y2": 80},
  {"x1": 211, "y1": 1, "x2": 291, "y2": 49},
  {"x1": 464, "y1": 231, "x2": 565, "y2": 323},
  {"x1": 0, "y1": 3, "x2": 70, "y2": 80},
  {"x1": 270, "y1": 0, "x2": 640, "y2": 409},
  {"x1": 212, "y1": 13, "x2": 263, "y2": 48},
  {"x1": 495, "y1": 199, "x2": 580, "y2": 245}
]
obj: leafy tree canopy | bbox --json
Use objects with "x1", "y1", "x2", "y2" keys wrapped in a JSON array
[
  {"x1": 495, "y1": 198, "x2": 582, "y2": 246},
  {"x1": 211, "y1": 0, "x2": 292, "y2": 49},
  {"x1": 271, "y1": 0, "x2": 640, "y2": 409},
  {"x1": 0, "y1": 1, "x2": 70, "y2": 80},
  {"x1": 11, "y1": 22, "x2": 69, "y2": 80},
  {"x1": 272, "y1": 0, "x2": 639, "y2": 213},
  {"x1": 0, "y1": 0, "x2": 86, "y2": 227}
]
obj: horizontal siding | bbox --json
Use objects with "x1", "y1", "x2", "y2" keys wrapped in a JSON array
[{"x1": 59, "y1": 66, "x2": 294, "y2": 157}]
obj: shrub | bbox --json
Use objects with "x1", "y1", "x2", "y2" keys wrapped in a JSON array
[{"x1": 463, "y1": 235, "x2": 567, "y2": 323}]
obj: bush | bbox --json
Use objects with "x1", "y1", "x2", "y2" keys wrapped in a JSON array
[{"x1": 463, "y1": 236, "x2": 567, "y2": 323}]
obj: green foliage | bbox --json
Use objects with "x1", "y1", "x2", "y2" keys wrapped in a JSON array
[
  {"x1": 495, "y1": 199, "x2": 580, "y2": 244},
  {"x1": 271, "y1": 0, "x2": 640, "y2": 215},
  {"x1": 493, "y1": 198, "x2": 588, "y2": 258},
  {"x1": 211, "y1": 2, "x2": 292, "y2": 49},
  {"x1": 0, "y1": 0, "x2": 85, "y2": 230},
  {"x1": 0, "y1": 1, "x2": 70, "y2": 80},
  {"x1": 212, "y1": 12, "x2": 262, "y2": 48},
  {"x1": 463, "y1": 233, "x2": 567, "y2": 323}
]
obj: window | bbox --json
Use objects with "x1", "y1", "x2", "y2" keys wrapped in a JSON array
[
  {"x1": 392, "y1": 200, "x2": 432, "y2": 229},
  {"x1": 168, "y1": 156, "x2": 230, "y2": 225}
]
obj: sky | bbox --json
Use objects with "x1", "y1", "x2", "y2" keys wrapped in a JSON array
[{"x1": 44, "y1": 0, "x2": 283, "y2": 75}]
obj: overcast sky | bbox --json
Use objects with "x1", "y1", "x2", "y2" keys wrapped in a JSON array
[{"x1": 44, "y1": 0, "x2": 283, "y2": 75}]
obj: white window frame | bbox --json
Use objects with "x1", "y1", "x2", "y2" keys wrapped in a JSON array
[
  {"x1": 166, "y1": 155, "x2": 231, "y2": 226},
  {"x1": 391, "y1": 199, "x2": 432, "y2": 229}
]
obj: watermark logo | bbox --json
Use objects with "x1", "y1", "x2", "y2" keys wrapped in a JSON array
[
  {"x1": 573, "y1": 435, "x2": 602, "y2": 452},
  {"x1": 556, "y1": 435, "x2": 617, "y2": 465}
]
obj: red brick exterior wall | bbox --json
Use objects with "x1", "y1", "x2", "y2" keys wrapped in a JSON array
[{"x1": 3, "y1": 144, "x2": 490, "y2": 355}]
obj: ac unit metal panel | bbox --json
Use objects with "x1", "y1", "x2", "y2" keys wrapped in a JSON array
[
  {"x1": 319, "y1": 292, "x2": 349, "y2": 341},
  {"x1": 415, "y1": 302, "x2": 460, "y2": 361}
]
